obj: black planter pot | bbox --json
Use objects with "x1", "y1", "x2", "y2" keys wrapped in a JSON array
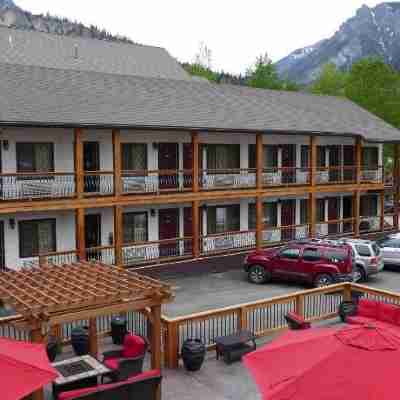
[
  {"x1": 46, "y1": 336, "x2": 60, "y2": 362},
  {"x1": 181, "y1": 339, "x2": 206, "y2": 372},
  {"x1": 71, "y1": 326, "x2": 89, "y2": 356},
  {"x1": 111, "y1": 317, "x2": 127, "y2": 345}
]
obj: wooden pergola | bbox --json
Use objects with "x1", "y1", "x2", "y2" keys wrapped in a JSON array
[{"x1": 0, "y1": 261, "x2": 174, "y2": 400}]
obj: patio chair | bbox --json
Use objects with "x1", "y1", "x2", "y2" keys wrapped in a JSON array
[
  {"x1": 58, "y1": 369, "x2": 161, "y2": 400},
  {"x1": 102, "y1": 334, "x2": 148, "y2": 382},
  {"x1": 285, "y1": 312, "x2": 311, "y2": 330}
]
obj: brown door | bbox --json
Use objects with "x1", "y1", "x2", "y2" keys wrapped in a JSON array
[
  {"x1": 158, "y1": 143, "x2": 178, "y2": 190},
  {"x1": 329, "y1": 146, "x2": 341, "y2": 183},
  {"x1": 281, "y1": 145, "x2": 296, "y2": 184},
  {"x1": 85, "y1": 214, "x2": 101, "y2": 260},
  {"x1": 328, "y1": 198, "x2": 339, "y2": 234},
  {"x1": 84, "y1": 142, "x2": 100, "y2": 193},
  {"x1": 343, "y1": 197, "x2": 353, "y2": 233},
  {"x1": 183, "y1": 143, "x2": 193, "y2": 189},
  {"x1": 281, "y1": 200, "x2": 296, "y2": 241},
  {"x1": 183, "y1": 207, "x2": 193, "y2": 254},
  {"x1": 343, "y1": 145, "x2": 355, "y2": 182},
  {"x1": 159, "y1": 208, "x2": 179, "y2": 257}
]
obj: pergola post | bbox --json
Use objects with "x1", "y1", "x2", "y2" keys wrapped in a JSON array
[
  {"x1": 150, "y1": 304, "x2": 162, "y2": 400},
  {"x1": 74, "y1": 127, "x2": 84, "y2": 199},
  {"x1": 88, "y1": 317, "x2": 98, "y2": 358},
  {"x1": 114, "y1": 205, "x2": 123, "y2": 266},
  {"x1": 31, "y1": 326, "x2": 45, "y2": 400},
  {"x1": 76, "y1": 208, "x2": 86, "y2": 261},
  {"x1": 113, "y1": 129, "x2": 122, "y2": 197}
]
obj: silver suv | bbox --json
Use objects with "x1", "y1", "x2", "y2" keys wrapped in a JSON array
[{"x1": 336, "y1": 239, "x2": 384, "y2": 282}]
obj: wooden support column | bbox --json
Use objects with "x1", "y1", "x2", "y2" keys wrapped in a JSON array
[
  {"x1": 353, "y1": 191, "x2": 361, "y2": 237},
  {"x1": 74, "y1": 128, "x2": 84, "y2": 198},
  {"x1": 192, "y1": 200, "x2": 200, "y2": 258},
  {"x1": 76, "y1": 208, "x2": 86, "y2": 261},
  {"x1": 113, "y1": 129, "x2": 122, "y2": 196},
  {"x1": 256, "y1": 133, "x2": 263, "y2": 190},
  {"x1": 88, "y1": 317, "x2": 98, "y2": 358},
  {"x1": 394, "y1": 144, "x2": 400, "y2": 230},
  {"x1": 151, "y1": 305, "x2": 162, "y2": 400},
  {"x1": 256, "y1": 196, "x2": 263, "y2": 250},
  {"x1": 355, "y1": 137, "x2": 362, "y2": 185},
  {"x1": 114, "y1": 205, "x2": 123, "y2": 266},
  {"x1": 309, "y1": 136, "x2": 317, "y2": 187},
  {"x1": 192, "y1": 132, "x2": 199, "y2": 193},
  {"x1": 309, "y1": 193, "x2": 316, "y2": 238},
  {"x1": 31, "y1": 327, "x2": 44, "y2": 400},
  {"x1": 380, "y1": 190, "x2": 385, "y2": 232}
]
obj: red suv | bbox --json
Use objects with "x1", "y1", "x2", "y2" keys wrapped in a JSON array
[{"x1": 244, "y1": 241, "x2": 354, "y2": 287}]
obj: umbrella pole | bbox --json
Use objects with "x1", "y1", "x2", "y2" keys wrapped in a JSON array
[{"x1": 31, "y1": 327, "x2": 45, "y2": 400}]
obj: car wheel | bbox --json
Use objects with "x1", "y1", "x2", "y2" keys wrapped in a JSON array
[
  {"x1": 353, "y1": 266, "x2": 366, "y2": 283},
  {"x1": 314, "y1": 273, "x2": 333, "y2": 288},
  {"x1": 248, "y1": 265, "x2": 270, "y2": 284}
]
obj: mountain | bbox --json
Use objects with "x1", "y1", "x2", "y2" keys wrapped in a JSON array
[
  {"x1": 0, "y1": 0, "x2": 133, "y2": 43},
  {"x1": 276, "y1": 2, "x2": 400, "y2": 84}
]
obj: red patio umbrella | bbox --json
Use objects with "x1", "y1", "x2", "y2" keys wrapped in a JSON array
[
  {"x1": 243, "y1": 324, "x2": 400, "y2": 400},
  {"x1": 0, "y1": 337, "x2": 58, "y2": 400}
]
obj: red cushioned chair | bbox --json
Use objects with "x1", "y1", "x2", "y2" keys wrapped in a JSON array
[
  {"x1": 284, "y1": 312, "x2": 311, "y2": 330},
  {"x1": 102, "y1": 334, "x2": 148, "y2": 382},
  {"x1": 58, "y1": 369, "x2": 161, "y2": 400}
]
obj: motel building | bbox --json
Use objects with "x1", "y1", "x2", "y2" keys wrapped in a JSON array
[{"x1": 0, "y1": 26, "x2": 399, "y2": 272}]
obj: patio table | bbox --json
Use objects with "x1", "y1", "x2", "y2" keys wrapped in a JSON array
[
  {"x1": 215, "y1": 330, "x2": 256, "y2": 364},
  {"x1": 52, "y1": 354, "x2": 110, "y2": 399}
]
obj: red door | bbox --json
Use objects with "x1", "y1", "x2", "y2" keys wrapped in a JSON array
[
  {"x1": 281, "y1": 200, "x2": 296, "y2": 241},
  {"x1": 158, "y1": 143, "x2": 178, "y2": 190},
  {"x1": 183, "y1": 207, "x2": 193, "y2": 254},
  {"x1": 281, "y1": 145, "x2": 296, "y2": 184},
  {"x1": 328, "y1": 198, "x2": 339, "y2": 235},
  {"x1": 159, "y1": 208, "x2": 179, "y2": 257},
  {"x1": 183, "y1": 143, "x2": 193, "y2": 189}
]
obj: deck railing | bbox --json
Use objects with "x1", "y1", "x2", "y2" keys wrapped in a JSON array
[
  {"x1": 83, "y1": 171, "x2": 114, "y2": 196},
  {"x1": 122, "y1": 169, "x2": 193, "y2": 194},
  {"x1": 262, "y1": 224, "x2": 310, "y2": 245},
  {"x1": 122, "y1": 237, "x2": 193, "y2": 267},
  {"x1": 316, "y1": 166, "x2": 357, "y2": 185},
  {"x1": 86, "y1": 246, "x2": 115, "y2": 265},
  {"x1": 201, "y1": 230, "x2": 256, "y2": 256},
  {"x1": 261, "y1": 167, "x2": 310, "y2": 187},
  {"x1": 0, "y1": 172, "x2": 76, "y2": 200},
  {"x1": 360, "y1": 166, "x2": 384, "y2": 184},
  {"x1": 199, "y1": 169, "x2": 257, "y2": 190}
]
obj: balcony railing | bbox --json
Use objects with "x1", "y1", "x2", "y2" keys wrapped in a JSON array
[
  {"x1": 201, "y1": 230, "x2": 256, "y2": 256},
  {"x1": 360, "y1": 166, "x2": 384, "y2": 184},
  {"x1": 122, "y1": 169, "x2": 193, "y2": 194},
  {"x1": 199, "y1": 169, "x2": 256, "y2": 190},
  {"x1": 83, "y1": 171, "x2": 114, "y2": 196},
  {"x1": 122, "y1": 237, "x2": 192, "y2": 267},
  {"x1": 0, "y1": 173, "x2": 76, "y2": 201},
  {"x1": 20, "y1": 250, "x2": 78, "y2": 268},
  {"x1": 262, "y1": 224, "x2": 310, "y2": 245},
  {"x1": 359, "y1": 216, "x2": 382, "y2": 234},
  {"x1": 86, "y1": 245, "x2": 115, "y2": 265},
  {"x1": 316, "y1": 218, "x2": 355, "y2": 238},
  {"x1": 316, "y1": 166, "x2": 357, "y2": 185},
  {"x1": 262, "y1": 167, "x2": 311, "y2": 187}
]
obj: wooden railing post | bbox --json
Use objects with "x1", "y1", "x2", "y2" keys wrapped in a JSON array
[
  {"x1": 164, "y1": 320, "x2": 179, "y2": 369},
  {"x1": 88, "y1": 317, "x2": 98, "y2": 358},
  {"x1": 76, "y1": 208, "x2": 86, "y2": 261},
  {"x1": 295, "y1": 295, "x2": 304, "y2": 317},
  {"x1": 238, "y1": 307, "x2": 247, "y2": 330},
  {"x1": 192, "y1": 200, "x2": 200, "y2": 258},
  {"x1": 114, "y1": 205, "x2": 123, "y2": 266},
  {"x1": 112, "y1": 129, "x2": 122, "y2": 197},
  {"x1": 256, "y1": 196, "x2": 263, "y2": 250},
  {"x1": 74, "y1": 127, "x2": 84, "y2": 198},
  {"x1": 343, "y1": 283, "x2": 352, "y2": 302},
  {"x1": 192, "y1": 132, "x2": 199, "y2": 193}
]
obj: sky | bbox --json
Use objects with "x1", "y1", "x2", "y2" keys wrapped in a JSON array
[{"x1": 16, "y1": 0, "x2": 383, "y2": 74}]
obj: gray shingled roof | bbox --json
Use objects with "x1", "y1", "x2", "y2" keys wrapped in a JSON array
[
  {"x1": 0, "y1": 62, "x2": 400, "y2": 142},
  {"x1": 0, "y1": 26, "x2": 190, "y2": 80}
]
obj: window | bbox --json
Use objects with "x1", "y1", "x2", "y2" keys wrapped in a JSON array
[
  {"x1": 317, "y1": 146, "x2": 326, "y2": 170},
  {"x1": 301, "y1": 146, "x2": 309, "y2": 170},
  {"x1": 16, "y1": 143, "x2": 54, "y2": 172},
  {"x1": 279, "y1": 248, "x2": 300, "y2": 259},
  {"x1": 19, "y1": 219, "x2": 56, "y2": 258},
  {"x1": 207, "y1": 144, "x2": 240, "y2": 170},
  {"x1": 249, "y1": 203, "x2": 277, "y2": 230},
  {"x1": 362, "y1": 147, "x2": 378, "y2": 168},
  {"x1": 355, "y1": 245, "x2": 371, "y2": 257},
  {"x1": 123, "y1": 212, "x2": 148, "y2": 243},
  {"x1": 317, "y1": 199, "x2": 325, "y2": 223},
  {"x1": 122, "y1": 143, "x2": 147, "y2": 171},
  {"x1": 207, "y1": 205, "x2": 240, "y2": 234},
  {"x1": 248, "y1": 145, "x2": 278, "y2": 170},
  {"x1": 303, "y1": 248, "x2": 321, "y2": 262},
  {"x1": 300, "y1": 199, "x2": 308, "y2": 225}
]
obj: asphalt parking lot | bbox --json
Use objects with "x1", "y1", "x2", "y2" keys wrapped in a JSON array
[{"x1": 163, "y1": 266, "x2": 400, "y2": 318}]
